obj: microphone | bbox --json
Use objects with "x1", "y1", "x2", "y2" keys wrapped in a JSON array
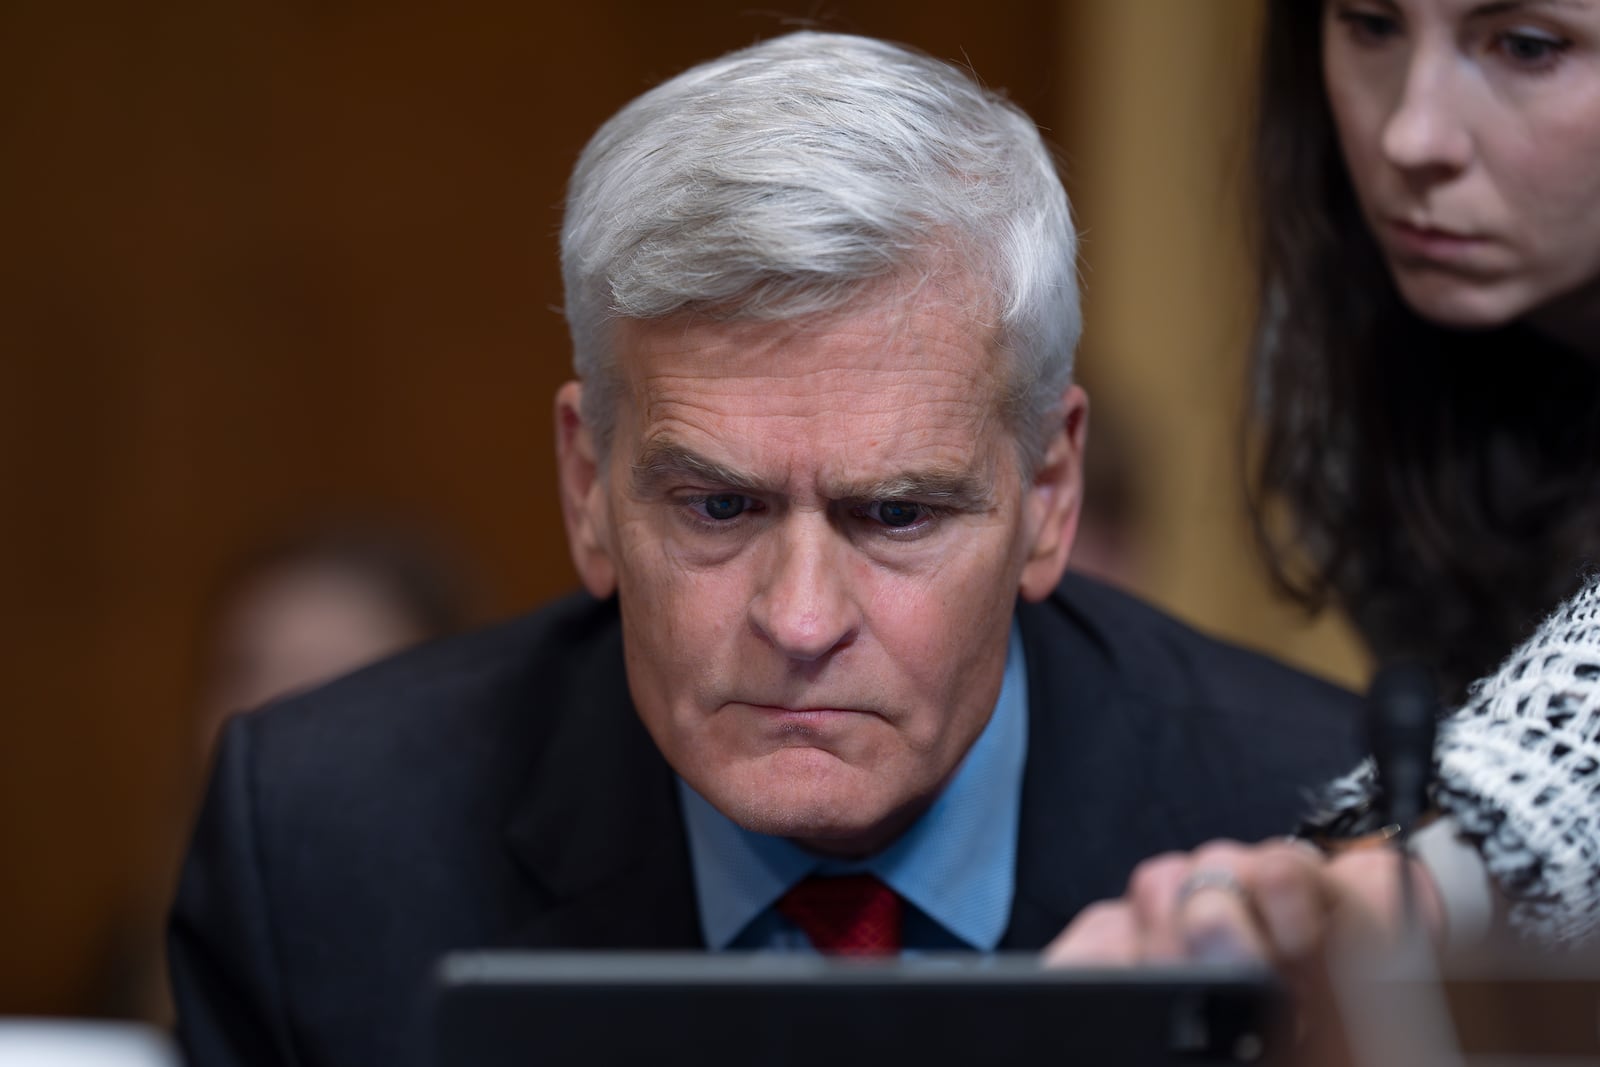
[
  {"x1": 1367, "y1": 662, "x2": 1439, "y2": 834},
  {"x1": 1365, "y1": 661, "x2": 1440, "y2": 935}
]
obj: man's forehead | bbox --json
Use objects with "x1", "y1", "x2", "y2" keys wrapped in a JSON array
[
  {"x1": 611, "y1": 271, "x2": 1002, "y2": 371},
  {"x1": 600, "y1": 279, "x2": 1019, "y2": 498}
]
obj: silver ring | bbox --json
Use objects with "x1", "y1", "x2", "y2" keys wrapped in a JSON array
[{"x1": 1175, "y1": 868, "x2": 1247, "y2": 910}]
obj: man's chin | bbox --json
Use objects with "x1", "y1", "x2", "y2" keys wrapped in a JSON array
[{"x1": 704, "y1": 750, "x2": 922, "y2": 857}]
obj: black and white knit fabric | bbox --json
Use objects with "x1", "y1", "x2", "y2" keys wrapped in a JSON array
[{"x1": 1304, "y1": 573, "x2": 1600, "y2": 947}]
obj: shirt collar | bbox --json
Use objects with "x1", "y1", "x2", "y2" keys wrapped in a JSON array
[{"x1": 678, "y1": 623, "x2": 1029, "y2": 950}]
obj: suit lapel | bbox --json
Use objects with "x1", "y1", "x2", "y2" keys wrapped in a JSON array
[
  {"x1": 499, "y1": 609, "x2": 704, "y2": 950},
  {"x1": 1001, "y1": 588, "x2": 1192, "y2": 948}
]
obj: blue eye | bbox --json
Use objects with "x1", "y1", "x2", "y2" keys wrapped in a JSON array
[
  {"x1": 699, "y1": 494, "x2": 749, "y2": 521},
  {"x1": 866, "y1": 500, "x2": 927, "y2": 529}
]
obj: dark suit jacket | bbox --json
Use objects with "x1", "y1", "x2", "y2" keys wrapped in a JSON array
[{"x1": 169, "y1": 575, "x2": 1362, "y2": 1067}]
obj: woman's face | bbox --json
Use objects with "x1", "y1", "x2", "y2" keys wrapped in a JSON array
[{"x1": 1323, "y1": 0, "x2": 1600, "y2": 339}]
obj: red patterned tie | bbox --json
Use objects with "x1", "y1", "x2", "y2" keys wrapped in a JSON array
[{"x1": 777, "y1": 874, "x2": 902, "y2": 955}]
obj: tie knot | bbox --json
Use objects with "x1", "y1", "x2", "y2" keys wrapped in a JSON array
[{"x1": 777, "y1": 874, "x2": 902, "y2": 956}]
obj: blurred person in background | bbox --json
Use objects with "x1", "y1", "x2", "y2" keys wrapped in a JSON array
[
  {"x1": 1049, "y1": 0, "x2": 1600, "y2": 969},
  {"x1": 82, "y1": 522, "x2": 475, "y2": 1026},
  {"x1": 197, "y1": 522, "x2": 474, "y2": 754},
  {"x1": 1063, "y1": 389, "x2": 1148, "y2": 592}
]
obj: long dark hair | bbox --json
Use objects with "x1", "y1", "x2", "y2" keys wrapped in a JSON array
[{"x1": 1249, "y1": 1, "x2": 1600, "y2": 700}]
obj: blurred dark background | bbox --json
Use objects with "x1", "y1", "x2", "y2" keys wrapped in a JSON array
[{"x1": 0, "y1": 0, "x2": 1363, "y2": 1019}]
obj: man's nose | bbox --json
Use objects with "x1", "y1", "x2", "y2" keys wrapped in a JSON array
[
  {"x1": 1381, "y1": 49, "x2": 1473, "y2": 181},
  {"x1": 748, "y1": 518, "x2": 861, "y2": 664}
]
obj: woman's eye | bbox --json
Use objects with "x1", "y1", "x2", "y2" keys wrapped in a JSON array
[
  {"x1": 695, "y1": 494, "x2": 751, "y2": 521},
  {"x1": 1336, "y1": 9, "x2": 1402, "y2": 45},
  {"x1": 1495, "y1": 30, "x2": 1570, "y2": 68}
]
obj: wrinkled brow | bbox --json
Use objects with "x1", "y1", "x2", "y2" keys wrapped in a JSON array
[
  {"x1": 631, "y1": 440, "x2": 771, "y2": 497},
  {"x1": 845, "y1": 471, "x2": 996, "y2": 509},
  {"x1": 630, "y1": 439, "x2": 995, "y2": 509}
]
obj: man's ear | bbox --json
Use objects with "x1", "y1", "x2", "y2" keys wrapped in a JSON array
[
  {"x1": 1018, "y1": 384, "x2": 1089, "y2": 603},
  {"x1": 554, "y1": 381, "x2": 618, "y2": 599}
]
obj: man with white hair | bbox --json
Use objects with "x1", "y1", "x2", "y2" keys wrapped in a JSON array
[{"x1": 169, "y1": 31, "x2": 1361, "y2": 1067}]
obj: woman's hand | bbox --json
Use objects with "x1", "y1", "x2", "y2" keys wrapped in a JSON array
[{"x1": 1043, "y1": 836, "x2": 1444, "y2": 968}]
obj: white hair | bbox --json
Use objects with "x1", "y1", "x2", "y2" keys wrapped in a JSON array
[{"x1": 560, "y1": 31, "x2": 1080, "y2": 470}]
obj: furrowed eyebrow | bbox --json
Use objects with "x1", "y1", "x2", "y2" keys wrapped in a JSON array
[
  {"x1": 843, "y1": 471, "x2": 995, "y2": 510},
  {"x1": 630, "y1": 440, "x2": 771, "y2": 498},
  {"x1": 629, "y1": 438, "x2": 994, "y2": 510}
]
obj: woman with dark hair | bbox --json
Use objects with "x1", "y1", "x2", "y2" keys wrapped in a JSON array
[
  {"x1": 1251, "y1": 0, "x2": 1600, "y2": 704},
  {"x1": 1048, "y1": 0, "x2": 1600, "y2": 962}
]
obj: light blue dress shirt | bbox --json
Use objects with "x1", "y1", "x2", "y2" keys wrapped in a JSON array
[{"x1": 677, "y1": 623, "x2": 1028, "y2": 953}]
